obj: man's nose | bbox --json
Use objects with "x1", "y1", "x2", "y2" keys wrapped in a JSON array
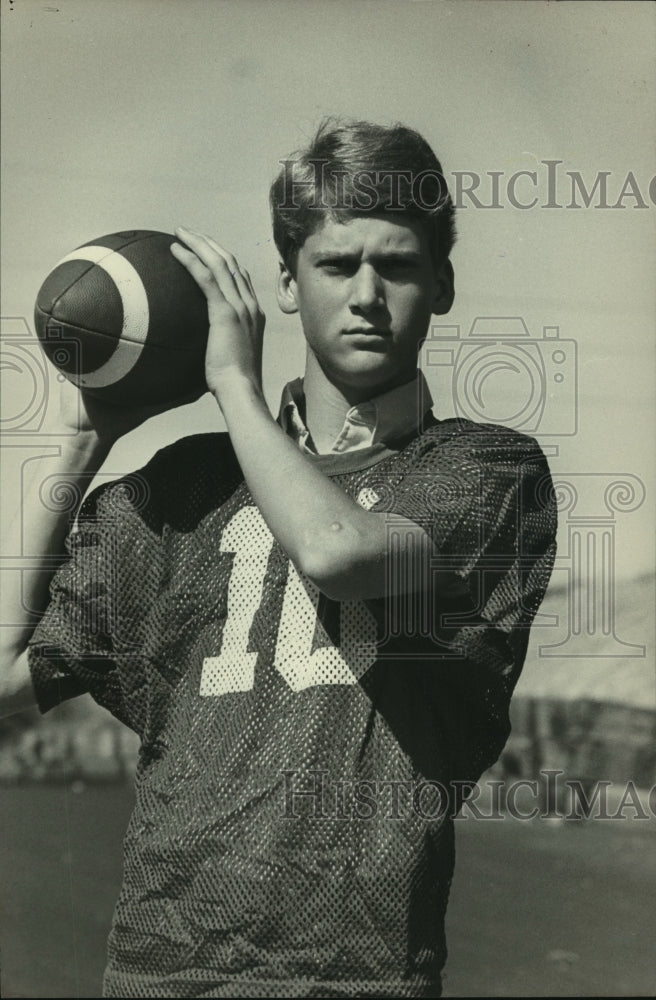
[{"x1": 348, "y1": 265, "x2": 384, "y2": 311}]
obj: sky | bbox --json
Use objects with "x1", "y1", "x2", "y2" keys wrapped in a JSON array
[
  {"x1": 2, "y1": 0, "x2": 655, "y2": 595},
  {"x1": 2, "y1": 11, "x2": 655, "y2": 997}
]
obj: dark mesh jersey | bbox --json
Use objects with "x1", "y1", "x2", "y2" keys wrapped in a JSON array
[{"x1": 29, "y1": 416, "x2": 557, "y2": 998}]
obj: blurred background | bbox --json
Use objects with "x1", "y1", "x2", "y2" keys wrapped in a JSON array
[{"x1": 1, "y1": 1, "x2": 655, "y2": 996}]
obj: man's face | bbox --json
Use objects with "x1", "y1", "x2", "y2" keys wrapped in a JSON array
[{"x1": 280, "y1": 214, "x2": 453, "y2": 398}]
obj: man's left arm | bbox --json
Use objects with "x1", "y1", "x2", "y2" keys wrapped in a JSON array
[{"x1": 171, "y1": 228, "x2": 433, "y2": 603}]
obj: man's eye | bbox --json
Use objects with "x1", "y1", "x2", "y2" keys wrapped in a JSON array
[{"x1": 320, "y1": 261, "x2": 355, "y2": 275}]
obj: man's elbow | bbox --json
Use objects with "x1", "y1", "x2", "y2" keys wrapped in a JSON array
[
  {"x1": 295, "y1": 514, "x2": 429, "y2": 602},
  {"x1": 297, "y1": 543, "x2": 383, "y2": 602}
]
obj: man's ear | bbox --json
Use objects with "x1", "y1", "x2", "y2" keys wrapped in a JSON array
[
  {"x1": 275, "y1": 261, "x2": 299, "y2": 315},
  {"x1": 432, "y1": 258, "x2": 455, "y2": 315}
]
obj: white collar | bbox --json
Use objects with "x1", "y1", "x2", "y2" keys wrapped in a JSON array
[{"x1": 278, "y1": 371, "x2": 433, "y2": 454}]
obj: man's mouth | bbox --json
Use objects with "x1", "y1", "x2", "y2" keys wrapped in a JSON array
[{"x1": 344, "y1": 327, "x2": 390, "y2": 338}]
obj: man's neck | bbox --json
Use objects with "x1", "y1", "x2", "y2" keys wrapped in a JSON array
[
  {"x1": 303, "y1": 358, "x2": 353, "y2": 454},
  {"x1": 302, "y1": 350, "x2": 418, "y2": 454}
]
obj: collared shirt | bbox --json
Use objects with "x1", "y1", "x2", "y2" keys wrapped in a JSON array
[{"x1": 278, "y1": 371, "x2": 433, "y2": 454}]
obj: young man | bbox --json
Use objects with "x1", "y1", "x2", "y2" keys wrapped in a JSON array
[{"x1": 2, "y1": 120, "x2": 557, "y2": 997}]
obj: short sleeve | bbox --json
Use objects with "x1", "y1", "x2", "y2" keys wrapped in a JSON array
[
  {"x1": 27, "y1": 432, "x2": 243, "y2": 737},
  {"x1": 28, "y1": 459, "x2": 166, "y2": 735},
  {"x1": 373, "y1": 422, "x2": 557, "y2": 682}
]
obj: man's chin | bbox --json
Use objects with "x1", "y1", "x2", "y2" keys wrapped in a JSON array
[{"x1": 328, "y1": 357, "x2": 417, "y2": 396}]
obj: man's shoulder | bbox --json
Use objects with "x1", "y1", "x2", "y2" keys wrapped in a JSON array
[
  {"x1": 410, "y1": 416, "x2": 551, "y2": 470},
  {"x1": 144, "y1": 431, "x2": 239, "y2": 479},
  {"x1": 81, "y1": 432, "x2": 243, "y2": 530}
]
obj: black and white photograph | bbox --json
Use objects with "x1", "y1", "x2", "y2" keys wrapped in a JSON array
[{"x1": 1, "y1": 1, "x2": 654, "y2": 997}]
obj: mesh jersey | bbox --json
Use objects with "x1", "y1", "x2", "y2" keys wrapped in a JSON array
[{"x1": 29, "y1": 416, "x2": 557, "y2": 998}]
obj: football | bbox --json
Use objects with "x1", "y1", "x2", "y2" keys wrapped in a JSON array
[{"x1": 34, "y1": 230, "x2": 209, "y2": 405}]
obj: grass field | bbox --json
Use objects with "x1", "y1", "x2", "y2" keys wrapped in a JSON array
[{"x1": 1, "y1": 783, "x2": 655, "y2": 998}]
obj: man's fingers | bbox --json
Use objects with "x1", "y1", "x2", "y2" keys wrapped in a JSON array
[
  {"x1": 240, "y1": 267, "x2": 257, "y2": 299},
  {"x1": 176, "y1": 228, "x2": 238, "y2": 282},
  {"x1": 174, "y1": 228, "x2": 258, "y2": 320},
  {"x1": 170, "y1": 240, "x2": 215, "y2": 290},
  {"x1": 178, "y1": 229, "x2": 253, "y2": 303},
  {"x1": 173, "y1": 229, "x2": 246, "y2": 316},
  {"x1": 203, "y1": 235, "x2": 257, "y2": 307}
]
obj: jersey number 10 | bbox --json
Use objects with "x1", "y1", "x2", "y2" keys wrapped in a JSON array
[{"x1": 199, "y1": 506, "x2": 378, "y2": 697}]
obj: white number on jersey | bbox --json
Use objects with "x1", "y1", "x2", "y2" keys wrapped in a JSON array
[{"x1": 200, "y1": 506, "x2": 378, "y2": 697}]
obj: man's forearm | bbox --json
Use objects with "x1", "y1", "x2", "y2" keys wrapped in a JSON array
[
  {"x1": 1, "y1": 430, "x2": 111, "y2": 660},
  {"x1": 213, "y1": 375, "x2": 431, "y2": 601}
]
